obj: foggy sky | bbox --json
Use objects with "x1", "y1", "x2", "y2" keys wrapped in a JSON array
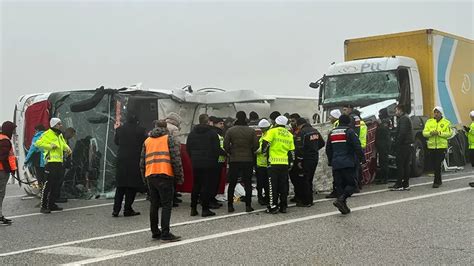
[{"x1": 1, "y1": 0, "x2": 473, "y2": 123}]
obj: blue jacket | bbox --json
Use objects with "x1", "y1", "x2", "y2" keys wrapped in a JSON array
[
  {"x1": 25, "y1": 131, "x2": 45, "y2": 167},
  {"x1": 326, "y1": 126, "x2": 365, "y2": 170}
]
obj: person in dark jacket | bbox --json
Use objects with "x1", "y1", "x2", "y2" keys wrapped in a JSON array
[
  {"x1": 293, "y1": 118, "x2": 325, "y2": 207},
  {"x1": 140, "y1": 123, "x2": 183, "y2": 242},
  {"x1": 187, "y1": 114, "x2": 221, "y2": 217},
  {"x1": 326, "y1": 115, "x2": 365, "y2": 214},
  {"x1": 390, "y1": 104, "x2": 414, "y2": 190},
  {"x1": 209, "y1": 116, "x2": 226, "y2": 209},
  {"x1": 0, "y1": 121, "x2": 17, "y2": 225},
  {"x1": 375, "y1": 115, "x2": 391, "y2": 185},
  {"x1": 112, "y1": 114, "x2": 147, "y2": 217},
  {"x1": 224, "y1": 111, "x2": 258, "y2": 213}
]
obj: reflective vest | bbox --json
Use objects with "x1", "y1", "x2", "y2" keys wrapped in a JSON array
[
  {"x1": 35, "y1": 129, "x2": 69, "y2": 163},
  {"x1": 144, "y1": 135, "x2": 174, "y2": 178},
  {"x1": 218, "y1": 135, "x2": 226, "y2": 163},
  {"x1": 359, "y1": 120, "x2": 367, "y2": 149},
  {"x1": 0, "y1": 134, "x2": 17, "y2": 172},
  {"x1": 256, "y1": 131, "x2": 268, "y2": 167},
  {"x1": 468, "y1": 122, "x2": 474, "y2": 150},
  {"x1": 333, "y1": 120, "x2": 339, "y2": 128},
  {"x1": 262, "y1": 126, "x2": 295, "y2": 165},
  {"x1": 422, "y1": 117, "x2": 452, "y2": 149}
]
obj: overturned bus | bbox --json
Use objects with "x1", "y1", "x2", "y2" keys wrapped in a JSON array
[{"x1": 13, "y1": 86, "x2": 319, "y2": 198}]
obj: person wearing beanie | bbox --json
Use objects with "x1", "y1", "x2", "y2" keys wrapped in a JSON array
[
  {"x1": 467, "y1": 111, "x2": 474, "y2": 187},
  {"x1": 390, "y1": 104, "x2": 414, "y2": 191},
  {"x1": 422, "y1": 106, "x2": 452, "y2": 188},
  {"x1": 0, "y1": 121, "x2": 17, "y2": 225},
  {"x1": 326, "y1": 114, "x2": 365, "y2": 214},
  {"x1": 255, "y1": 119, "x2": 271, "y2": 206},
  {"x1": 165, "y1": 112, "x2": 183, "y2": 206},
  {"x1": 224, "y1": 111, "x2": 258, "y2": 213},
  {"x1": 292, "y1": 117, "x2": 325, "y2": 207},
  {"x1": 261, "y1": 115, "x2": 295, "y2": 214},
  {"x1": 187, "y1": 114, "x2": 221, "y2": 217},
  {"x1": 112, "y1": 114, "x2": 147, "y2": 217},
  {"x1": 35, "y1": 118, "x2": 71, "y2": 214}
]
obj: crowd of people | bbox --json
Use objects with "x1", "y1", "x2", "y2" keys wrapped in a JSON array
[{"x1": 0, "y1": 105, "x2": 473, "y2": 244}]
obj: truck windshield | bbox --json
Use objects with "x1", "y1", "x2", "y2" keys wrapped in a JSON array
[{"x1": 323, "y1": 71, "x2": 400, "y2": 105}]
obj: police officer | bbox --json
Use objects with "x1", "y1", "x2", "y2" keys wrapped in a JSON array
[
  {"x1": 326, "y1": 115, "x2": 365, "y2": 214},
  {"x1": 0, "y1": 121, "x2": 17, "y2": 225},
  {"x1": 140, "y1": 121, "x2": 183, "y2": 242},
  {"x1": 209, "y1": 116, "x2": 226, "y2": 209},
  {"x1": 329, "y1": 109, "x2": 341, "y2": 128},
  {"x1": 390, "y1": 104, "x2": 414, "y2": 191},
  {"x1": 293, "y1": 118, "x2": 325, "y2": 207},
  {"x1": 255, "y1": 119, "x2": 271, "y2": 205},
  {"x1": 35, "y1": 118, "x2": 72, "y2": 214},
  {"x1": 422, "y1": 106, "x2": 452, "y2": 188},
  {"x1": 262, "y1": 115, "x2": 295, "y2": 214}
]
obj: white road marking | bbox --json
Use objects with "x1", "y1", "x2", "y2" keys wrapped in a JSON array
[
  {"x1": 0, "y1": 174, "x2": 472, "y2": 258},
  {"x1": 5, "y1": 194, "x2": 27, "y2": 199},
  {"x1": 38, "y1": 247, "x2": 123, "y2": 258},
  {"x1": 63, "y1": 187, "x2": 472, "y2": 265},
  {"x1": 8, "y1": 198, "x2": 147, "y2": 219}
]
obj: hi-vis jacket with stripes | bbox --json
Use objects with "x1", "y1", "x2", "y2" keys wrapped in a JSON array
[{"x1": 140, "y1": 127, "x2": 183, "y2": 184}]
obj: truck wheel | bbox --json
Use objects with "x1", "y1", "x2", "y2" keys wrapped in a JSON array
[{"x1": 411, "y1": 138, "x2": 424, "y2": 177}]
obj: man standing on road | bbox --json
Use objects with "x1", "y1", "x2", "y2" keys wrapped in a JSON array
[
  {"x1": 326, "y1": 115, "x2": 365, "y2": 215},
  {"x1": 187, "y1": 114, "x2": 221, "y2": 217},
  {"x1": 293, "y1": 118, "x2": 325, "y2": 207},
  {"x1": 422, "y1": 106, "x2": 452, "y2": 188},
  {"x1": 390, "y1": 104, "x2": 414, "y2": 191},
  {"x1": 375, "y1": 109, "x2": 391, "y2": 185},
  {"x1": 262, "y1": 115, "x2": 295, "y2": 214},
  {"x1": 209, "y1": 116, "x2": 226, "y2": 209},
  {"x1": 224, "y1": 111, "x2": 258, "y2": 213},
  {"x1": 113, "y1": 114, "x2": 147, "y2": 217},
  {"x1": 0, "y1": 121, "x2": 17, "y2": 225},
  {"x1": 255, "y1": 119, "x2": 271, "y2": 206},
  {"x1": 35, "y1": 118, "x2": 71, "y2": 214},
  {"x1": 140, "y1": 121, "x2": 183, "y2": 242}
]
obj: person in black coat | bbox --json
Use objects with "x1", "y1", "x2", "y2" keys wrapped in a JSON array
[
  {"x1": 112, "y1": 114, "x2": 147, "y2": 217},
  {"x1": 390, "y1": 104, "x2": 414, "y2": 191},
  {"x1": 186, "y1": 114, "x2": 221, "y2": 217},
  {"x1": 293, "y1": 118, "x2": 325, "y2": 207},
  {"x1": 326, "y1": 115, "x2": 365, "y2": 214},
  {"x1": 375, "y1": 108, "x2": 391, "y2": 184}
]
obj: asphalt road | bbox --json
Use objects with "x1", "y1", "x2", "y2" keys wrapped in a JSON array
[{"x1": 1, "y1": 168, "x2": 473, "y2": 265}]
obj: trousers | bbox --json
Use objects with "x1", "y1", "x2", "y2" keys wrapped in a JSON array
[
  {"x1": 148, "y1": 175, "x2": 174, "y2": 235},
  {"x1": 0, "y1": 170, "x2": 9, "y2": 217},
  {"x1": 227, "y1": 162, "x2": 253, "y2": 206},
  {"x1": 113, "y1": 187, "x2": 137, "y2": 213},
  {"x1": 429, "y1": 149, "x2": 446, "y2": 185},
  {"x1": 41, "y1": 162, "x2": 64, "y2": 209},
  {"x1": 396, "y1": 145, "x2": 412, "y2": 187},
  {"x1": 333, "y1": 167, "x2": 357, "y2": 200},
  {"x1": 268, "y1": 165, "x2": 289, "y2": 209}
]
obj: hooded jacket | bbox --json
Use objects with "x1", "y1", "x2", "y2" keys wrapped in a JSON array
[
  {"x1": 35, "y1": 128, "x2": 70, "y2": 163},
  {"x1": 140, "y1": 127, "x2": 183, "y2": 184},
  {"x1": 25, "y1": 130, "x2": 46, "y2": 167},
  {"x1": 187, "y1": 124, "x2": 221, "y2": 168}
]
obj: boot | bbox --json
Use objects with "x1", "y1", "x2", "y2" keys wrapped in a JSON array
[
  {"x1": 190, "y1": 207, "x2": 198, "y2": 216},
  {"x1": 201, "y1": 209, "x2": 216, "y2": 217},
  {"x1": 228, "y1": 203, "x2": 235, "y2": 213},
  {"x1": 325, "y1": 191, "x2": 337, "y2": 198},
  {"x1": 245, "y1": 206, "x2": 254, "y2": 212}
]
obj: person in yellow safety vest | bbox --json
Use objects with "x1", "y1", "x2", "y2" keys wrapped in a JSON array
[
  {"x1": 209, "y1": 116, "x2": 226, "y2": 209},
  {"x1": 329, "y1": 109, "x2": 341, "y2": 128},
  {"x1": 35, "y1": 118, "x2": 71, "y2": 214},
  {"x1": 359, "y1": 120, "x2": 368, "y2": 149},
  {"x1": 422, "y1": 106, "x2": 452, "y2": 188},
  {"x1": 262, "y1": 115, "x2": 295, "y2": 214},
  {"x1": 140, "y1": 121, "x2": 183, "y2": 242},
  {"x1": 255, "y1": 119, "x2": 271, "y2": 206},
  {"x1": 466, "y1": 111, "x2": 474, "y2": 187},
  {"x1": 0, "y1": 121, "x2": 17, "y2": 225}
]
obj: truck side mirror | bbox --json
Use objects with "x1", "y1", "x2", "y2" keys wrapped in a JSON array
[{"x1": 309, "y1": 82, "x2": 319, "y2": 89}]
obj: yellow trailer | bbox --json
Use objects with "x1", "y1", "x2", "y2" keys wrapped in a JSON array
[{"x1": 344, "y1": 29, "x2": 473, "y2": 125}]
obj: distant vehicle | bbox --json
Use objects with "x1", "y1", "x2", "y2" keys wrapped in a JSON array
[
  {"x1": 12, "y1": 86, "x2": 318, "y2": 197},
  {"x1": 311, "y1": 29, "x2": 473, "y2": 177}
]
